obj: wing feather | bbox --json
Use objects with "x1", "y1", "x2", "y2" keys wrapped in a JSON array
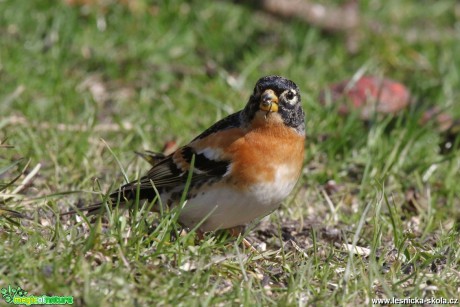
[{"x1": 63, "y1": 111, "x2": 241, "y2": 215}]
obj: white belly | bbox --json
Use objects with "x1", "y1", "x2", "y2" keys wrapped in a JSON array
[{"x1": 178, "y1": 166, "x2": 299, "y2": 232}]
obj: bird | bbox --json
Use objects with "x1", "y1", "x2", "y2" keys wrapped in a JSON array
[{"x1": 64, "y1": 75, "x2": 305, "y2": 238}]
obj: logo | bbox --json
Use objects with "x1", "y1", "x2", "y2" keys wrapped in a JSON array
[{"x1": 1, "y1": 285, "x2": 73, "y2": 305}]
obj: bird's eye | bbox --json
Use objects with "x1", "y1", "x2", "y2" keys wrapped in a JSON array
[{"x1": 284, "y1": 90, "x2": 297, "y2": 104}]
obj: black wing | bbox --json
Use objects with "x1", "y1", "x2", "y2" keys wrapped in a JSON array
[
  {"x1": 191, "y1": 111, "x2": 242, "y2": 141},
  {"x1": 63, "y1": 111, "x2": 240, "y2": 215}
]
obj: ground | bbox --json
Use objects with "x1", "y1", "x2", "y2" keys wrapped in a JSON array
[{"x1": 1, "y1": 0, "x2": 459, "y2": 305}]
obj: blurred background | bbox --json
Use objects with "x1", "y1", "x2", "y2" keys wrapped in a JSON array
[
  {"x1": 2, "y1": 0, "x2": 459, "y2": 196},
  {"x1": 2, "y1": 0, "x2": 459, "y2": 169}
]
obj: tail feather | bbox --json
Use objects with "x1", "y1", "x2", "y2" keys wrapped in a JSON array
[
  {"x1": 62, "y1": 190, "x2": 128, "y2": 216},
  {"x1": 63, "y1": 149, "x2": 168, "y2": 216},
  {"x1": 61, "y1": 182, "x2": 160, "y2": 216}
]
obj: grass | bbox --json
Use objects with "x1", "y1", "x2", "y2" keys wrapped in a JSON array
[{"x1": 1, "y1": 0, "x2": 459, "y2": 305}]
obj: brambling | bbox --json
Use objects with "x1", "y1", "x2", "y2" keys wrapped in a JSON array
[{"x1": 65, "y1": 75, "x2": 305, "y2": 237}]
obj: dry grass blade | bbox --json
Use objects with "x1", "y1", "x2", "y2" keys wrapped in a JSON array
[
  {"x1": 0, "y1": 159, "x2": 34, "y2": 219},
  {"x1": 1, "y1": 161, "x2": 40, "y2": 204}
]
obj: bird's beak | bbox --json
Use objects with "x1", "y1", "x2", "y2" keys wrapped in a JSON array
[{"x1": 259, "y1": 89, "x2": 279, "y2": 112}]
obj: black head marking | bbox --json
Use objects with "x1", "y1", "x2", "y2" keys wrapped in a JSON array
[{"x1": 241, "y1": 75, "x2": 305, "y2": 135}]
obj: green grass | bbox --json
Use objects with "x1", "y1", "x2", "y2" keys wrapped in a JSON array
[{"x1": 1, "y1": 0, "x2": 459, "y2": 305}]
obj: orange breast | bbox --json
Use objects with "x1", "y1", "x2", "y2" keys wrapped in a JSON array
[
  {"x1": 191, "y1": 112, "x2": 305, "y2": 189},
  {"x1": 227, "y1": 123, "x2": 305, "y2": 188}
]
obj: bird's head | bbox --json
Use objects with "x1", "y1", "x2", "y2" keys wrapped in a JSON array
[{"x1": 242, "y1": 75, "x2": 305, "y2": 135}]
